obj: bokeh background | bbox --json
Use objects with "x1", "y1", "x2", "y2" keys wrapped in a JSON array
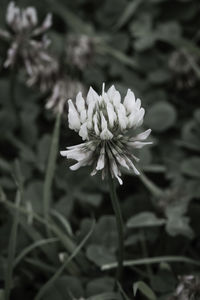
[{"x1": 1, "y1": 0, "x2": 200, "y2": 299}]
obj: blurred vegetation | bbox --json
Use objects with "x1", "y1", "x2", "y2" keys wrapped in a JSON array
[{"x1": 1, "y1": 0, "x2": 200, "y2": 299}]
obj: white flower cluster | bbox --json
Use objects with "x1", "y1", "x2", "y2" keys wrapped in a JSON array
[
  {"x1": 46, "y1": 78, "x2": 85, "y2": 114},
  {"x1": 61, "y1": 84, "x2": 152, "y2": 184},
  {"x1": 0, "y1": 2, "x2": 52, "y2": 69},
  {"x1": 66, "y1": 34, "x2": 94, "y2": 70}
]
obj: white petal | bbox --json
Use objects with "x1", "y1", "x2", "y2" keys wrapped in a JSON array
[
  {"x1": 70, "y1": 162, "x2": 82, "y2": 171},
  {"x1": 128, "y1": 141, "x2": 152, "y2": 149},
  {"x1": 76, "y1": 92, "x2": 85, "y2": 113},
  {"x1": 70, "y1": 155, "x2": 93, "y2": 170},
  {"x1": 42, "y1": 13, "x2": 52, "y2": 30},
  {"x1": 112, "y1": 91, "x2": 121, "y2": 108},
  {"x1": 135, "y1": 98, "x2": 141, "y2": 109},
  {"x1": 106, "y1": 103, "x2": 117, "y2": 128},
  {"x1": 87, "y1": 102, "x2": 95, "y2": 122},
  {"x1": 134, "y1": 129, "x2": 151, "y2": 141},
  {"x1": 100, "y1": 128, "x2": 113, "y2": 140},
  {"x1": 123, "y1": 89, "x2": 136, "y2": 114},
  {"x1": 125, "y1": 157, "x2": 140, "y2": 175},
  {"x1": 128, "y1": 108, "x2": 144, "y2": 128},
  {"x1": 91, "y1": 169, "x2": 97, "y2": 176},
  {"x1": 86, "y1": 87, "x2": 99, "y2": 105},
  {"x1": 66, "y1": 142, "x2": 86, "y2": 150},
  {"x1": 68, "y1": 100, "x2": 81, "y2": 131},
  {"x1": 6, "y1": 2, "x2": 17, "y2": 25},
  {"x1": 116, "y1": 156, "x2": 130, "y2": 170},
  {"x1": 64, "y1": 148, "x2": 87, "y2": 161},
  {"x1": 96, "y1": 147, "x2": 105, "y2": 170},
  {"x1": 93, "y1": 112, "x2": 100, "y2": 136},
  {"x1": 60, "y1": 150, "x2": 68, "y2": 157},
  {"x1": 100, "y1": 112, "x2": 108, "y2": 131},
  {"x1": 107, "y1": 85, "x2": 121, "y2": 108},
  {"x1": 117, "y1": 104, "x2": 128, "y2": 130},
  {"x1": 80, "y1": 110, "x2": 87, "y2": 123},
  {"x1": 135, "y1": 108, "x2": 145, "y2": 128},
  {"x1": 107, "y1": 85, "x2": 116, "y2": 99},
  {"x1": 79, "y1": 123, "x2": 88, "y2": 140},
  {"x1": 25, "y1": 7, "x2": 38, "y2": 26},
  {"x1": 110, "y1": 160, "x2": 123, "y2": 185}
]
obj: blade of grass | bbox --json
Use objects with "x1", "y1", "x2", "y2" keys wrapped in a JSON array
[
  {"x1": 114, "y1": 0, "x2": 142, "y2": 30},
  {"x1": 43, "y1": 112, "x2": 61, "y2": 232},
  {"x1": 1, "y1": 197, "x2": 81, "y2": 274},
  {"x1": 5, "y1": 189, "x2": 21, "y2": 300},
  {"x1": 101, "y1": 256, "x2": 200, "y2": 271},
  {"x1": 96, "y1": 44, "x2": 138, "y2": 69},
  {"x1": 139, "y1": 171, "x2": 163, "y2": 198},
  {"x1": 25, "y1": 258, "x2": 57, "y2": 274},
  {"x1": 34, "y1": 220, "x2": 95, "y2": 300},
  {"x1": 14, "y1": 238, "x2": 59, "y2": 267},
  {"x1": 51, "y1": 210, "x2": 73, "y2": 236}
]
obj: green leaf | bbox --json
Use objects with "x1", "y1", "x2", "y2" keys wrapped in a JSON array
[
  {"x1": 86, "y1": 277, "x2": 115, "y2": 297},
  {"x1": 165, "y1": 215, "x2": 194, "y2": 239},
  {"x1": 145, "y1": 101, "x2": 177, "y2": 132},
  {"x1": 127, "y1": 212, "x2": 165, "y2": 228},
  {"x1": 87, "y1": 292, "x2": 122, "y2": 300},
  {"x1": 133, "y1": 281, "x2": 157, "y2": 300},
  {"x1": 86, "y1": 245, "x2": 115, "y2": 267},
  {"x1": 181, "y1": 157, "x2": 200, "y2": 178}
]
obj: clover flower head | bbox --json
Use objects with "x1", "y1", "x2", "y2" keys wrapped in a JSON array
[
  {"x1": 46, "y1": 78, "x2": 85, "y2": 114},
  {"x1": 61, "y1": 84, "x2": 152, "y2": 185},
  {"x1": 0, "y1": 2, "x2": 52, "y2": 70},
  {"x1": 66, "y1": 34, "x2": 94, "y2": 70},
  {"x1": 27, "y1": 53, "x2": 59, "y2": 93}
]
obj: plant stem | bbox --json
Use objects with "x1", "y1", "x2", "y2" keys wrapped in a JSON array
[
  {"x1": 9, "y1": 66, "x2": 19, "y2": 123},
  {"x1": 108, "y1": 173, "x2": 124, "y2": 286},
  {"x1": 43, "y1": 112, "x2": 61, "y2": 232}
]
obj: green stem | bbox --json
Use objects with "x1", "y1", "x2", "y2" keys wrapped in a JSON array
[
  {"x1": 108, "y1": 173, "x2": 124, "y2": 287},
  {"x1": 43, "y1": 112, "x2": 61, "y2": 231},
  {"x1": 9, "y1": 66, "x2": 19, "y2": 124}
]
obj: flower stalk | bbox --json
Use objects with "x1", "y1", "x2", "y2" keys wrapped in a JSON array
[
  {"x1": 43, "y1": 111, "x2": 61, "y2": 231},
  {"x1": 108, "y1": 171, "x2": 124, "y2": 287}
]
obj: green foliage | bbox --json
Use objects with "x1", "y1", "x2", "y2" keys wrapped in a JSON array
[{"x1": 1, "y1": 0, "x2": 200, "y2": 299}]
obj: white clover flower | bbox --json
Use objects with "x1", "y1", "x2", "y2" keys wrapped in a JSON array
[
  {"x1": 46, "y1": 78, "x2": 85, "y2": 114},
  {"x1": 0, "y1": 2, "x2": 52, "y2": 70},
  {"x1": 66, "y1": 34, "x2": 94, "y2": 70},
  {"x1": 61, "y1": 84, "x2": 152, "y2": 185}
]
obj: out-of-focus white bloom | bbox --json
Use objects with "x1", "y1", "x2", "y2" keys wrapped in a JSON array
[
  {"x1": 66, "y1": 34, "x2": 94, "y2": 70},
  {"x1": 46, "y1": 78, "x2": 85, "y2": 114},
  {"x1": 26, "y1": 52, "x2": 59, "y2": 93},
  {"x1": 171, "y1": 275, "x2": 200, "y2": 300},
  {"x1": 0, "y1": 2, "x2": 52, "y2": 70},
  {"x1": 61, "y1": 84, "x2": 152, "y2": 184}
]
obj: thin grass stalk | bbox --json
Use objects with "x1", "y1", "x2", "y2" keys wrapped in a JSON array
[
  {"x1": 101, "y1": 256, "x2": 200, "y2": 271},
  {"x1": 5, "y1": 189, "x2": 21, "y2": 300}
]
